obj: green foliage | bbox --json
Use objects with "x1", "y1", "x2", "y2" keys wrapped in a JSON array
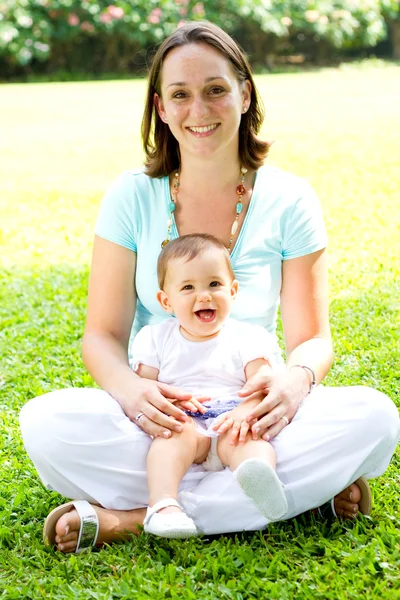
[
  {"x1": 0, "y1": 0, "x2": 396, "y2": 75},
  {"x1": 1, "y1": 63, "x2": 399, "y2": 597}
]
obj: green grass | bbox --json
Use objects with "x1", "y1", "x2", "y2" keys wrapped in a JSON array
[{"x1": 1, "y1": 62, "x2": 399, "y2": 599}]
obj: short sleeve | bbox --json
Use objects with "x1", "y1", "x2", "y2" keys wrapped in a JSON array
[
  {"x1": 238, "y1": 324, "x2": 281, "y2": 367},
  {"x1": 95, "y1": 171, "x2": 138, "y2": 252},
  {"x1": 282, "y1": 179, "x2": 328, "y2": 260},
  {"x1": 129, "y1": 326, "x2": 160, "y2": 372}
]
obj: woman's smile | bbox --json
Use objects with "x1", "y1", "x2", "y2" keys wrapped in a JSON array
[{"x1": 187, "y1": 123, "x2": 220, "y2": 137}]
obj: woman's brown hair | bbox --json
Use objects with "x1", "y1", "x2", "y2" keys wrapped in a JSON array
[{"x1": 141, "y1": 21, "x2": 270, "y2": 178}]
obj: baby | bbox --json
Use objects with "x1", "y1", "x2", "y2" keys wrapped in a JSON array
[{"x1": 129, "y1": 233, "x2": 287, "y2": 537}]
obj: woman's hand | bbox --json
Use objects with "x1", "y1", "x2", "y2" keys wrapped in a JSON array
[
  {"x1": 119, "y1": 378, "x2": 197, "y2": 439},
  {"x1": 238, "y1": 364, "x2": 310, "y2": 441}
]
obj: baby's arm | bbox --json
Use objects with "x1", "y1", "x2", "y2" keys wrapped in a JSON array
[{"x1": 213, "y1": 358, "x2": 271, "y2": 443}]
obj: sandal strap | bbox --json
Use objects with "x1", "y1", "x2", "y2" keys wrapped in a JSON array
[
  {"x1": 143, "y1": 498, "x2": 181, "y2": 526},
  {"x1": 73, "y1": 500, "x2": 99, "y2": 553}
]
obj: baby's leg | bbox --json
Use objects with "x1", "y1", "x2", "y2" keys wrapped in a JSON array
[
  {"x1": 147, "y1": 420, "x2": 210, "y2": 514},
  {"x1": 217, "y1": 400, "x2": 288, "y2": 521}
]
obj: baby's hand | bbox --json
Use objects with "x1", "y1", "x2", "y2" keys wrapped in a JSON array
[
  {"x1": 175, "y1": 395, "x2": 209, "y2": 414},
  {"x1": 212, "y1": 405, "x2": 258, "y2": 445}
]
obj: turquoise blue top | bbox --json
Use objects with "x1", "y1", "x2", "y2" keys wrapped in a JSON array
[{"x1": 95, "y1": 165, "x2": 328, "y2": 344}]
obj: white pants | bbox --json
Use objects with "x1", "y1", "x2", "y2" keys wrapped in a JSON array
[{"x1": 20, "y1": 385, "x2": 399, "y2": 534}]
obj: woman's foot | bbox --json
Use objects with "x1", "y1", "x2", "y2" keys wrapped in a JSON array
[
  {"x1": 333, "y1": 482, "x2": 362, "y2": 519},
  {"x1": 54, "y1": 505, "x2": 146, "y2": 553}
]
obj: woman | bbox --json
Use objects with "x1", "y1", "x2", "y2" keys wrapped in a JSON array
[{"x1": 20, "y1": 21, "x2": 399, "y2": 554}]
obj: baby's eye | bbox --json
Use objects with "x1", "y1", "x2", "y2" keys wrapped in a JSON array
[
  {"x1": 210, "y1": 281, "x2": 221, "y2": 287},
  {"x1": 182, "y1": 284, "x2": 194, "y2": 290}
]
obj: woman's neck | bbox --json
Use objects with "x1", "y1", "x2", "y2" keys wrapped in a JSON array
[{"x1": 179, "y1": 153, "x2": 242, "y2": 198}]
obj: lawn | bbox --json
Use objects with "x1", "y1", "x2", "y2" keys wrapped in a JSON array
[{"x1": 0, "y1": 62, "x2": 399, "y2": 599}]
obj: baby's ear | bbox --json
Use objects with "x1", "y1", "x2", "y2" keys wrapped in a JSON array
[
  {"x1": 157, "y1": 290, "x2": 173, "y2": 313},
  {"x1": 231, "y1": 279, "x2": 239, "y2": 299}
]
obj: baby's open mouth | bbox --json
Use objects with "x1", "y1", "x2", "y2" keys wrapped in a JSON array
[{"x1": 195, "y1": 309, "x2": 216, "y2": 322}]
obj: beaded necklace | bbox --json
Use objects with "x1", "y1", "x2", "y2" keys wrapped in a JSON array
[{"x1": 161, "y1": 166, "x2": 248, "y2": 253}]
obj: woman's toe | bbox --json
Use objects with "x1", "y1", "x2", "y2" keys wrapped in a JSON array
[
  {"x1": 57, "y1": 539, "x2": 80, "y2": 553},
  {"x1": 54, "y1": 509, "x2": 81, "y2": 551},
  {"x1": 334, "y1": 482, "x2": 362, "y2": 518}
]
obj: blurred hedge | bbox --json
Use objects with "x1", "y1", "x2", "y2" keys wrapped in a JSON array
[{"x1": 1, "y1": 1, "x2": 399, "y2": 78}]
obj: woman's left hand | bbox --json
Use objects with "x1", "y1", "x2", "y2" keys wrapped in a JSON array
[{"x1": 238, "y1": 364, "x2": 310, "y2": 441}]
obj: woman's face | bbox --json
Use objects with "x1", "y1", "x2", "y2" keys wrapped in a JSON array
[{"x1": 155, "y1": 43, "x2": 251, "y2": 163}]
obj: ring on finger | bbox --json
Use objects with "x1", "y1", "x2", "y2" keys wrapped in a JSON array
[
  {"x1": 135, "y1": 412, "x2": 145, "y2": 424},
  {"x1": 280, "y1": 415, "x2": 289, "y2": 426}
]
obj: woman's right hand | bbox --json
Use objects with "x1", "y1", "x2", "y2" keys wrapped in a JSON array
[{"x1": 118, "y1": 378, "x2": 196, "y2": 438}]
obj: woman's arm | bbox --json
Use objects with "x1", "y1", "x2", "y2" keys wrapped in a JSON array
[
  {"x1": 240, "y1": 248, "x2": 333, "y2": 439},
  {"x1": 82, "y1": 236, "x2": 191, "y2": 437},
  {"x1": 281, "y1": 248, "x2": 333, "y2": 381}
]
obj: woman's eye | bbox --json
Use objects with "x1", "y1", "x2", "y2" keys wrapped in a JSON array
[
  {"x1": 209, "y1": 87, "x2": 224, "y2": 95},
  {"x1": 210, "y1": 281, "x2": 221, "y2": 287},
  {"x1": 172, "y1": 91, "x2": 187, "y2": 99}
]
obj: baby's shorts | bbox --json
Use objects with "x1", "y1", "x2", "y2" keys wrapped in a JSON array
[{"x1": 202, "y1": 437, "x2": 224, "y2": 472}]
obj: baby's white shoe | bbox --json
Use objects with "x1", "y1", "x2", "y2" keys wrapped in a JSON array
[
  {"x1": 143, "y1": 498, "x2": 198, "y2": 538},
  {"x1": 234, "y1": 458, "x2": 288, "y2": 521}
]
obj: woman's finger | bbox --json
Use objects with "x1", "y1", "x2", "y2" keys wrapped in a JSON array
[
  {"x1": 245, "y1": 393, "x2": 281, "y2": 422},
  {"x1": 159, "y1": 382, "x2": 193, "y2": 402},
  {"x1": 148, "y1": 390, "x2": 189, "y2": 423},
  {"x1": 134, "y1": 413, "x2": 176, "y2": 439},
  {"x1": 194, "y1": 395, "x2": 211, "y2": 404},
  {"x1": 251, "y1": 406, "x2": 288, "y2": 438},
  {"x1": 238, "y1": 366, "x2": 273, "y2": 398},
  {"x1": 261, "y1": 417, "x2": 289, "y2": 441}
]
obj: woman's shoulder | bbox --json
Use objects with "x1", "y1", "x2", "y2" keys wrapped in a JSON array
[
  {"x1": 255, "y1": 164, "x2": 311, "y2": 193},
  {"x1": 111, "y1": 168, "x2": 167, "y2": 194}
]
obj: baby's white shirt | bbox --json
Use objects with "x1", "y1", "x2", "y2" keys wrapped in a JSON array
[{"x1": 129, "y1": 318, "x2": 281, "y2": 402}]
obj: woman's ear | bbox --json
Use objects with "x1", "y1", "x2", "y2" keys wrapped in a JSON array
[
  {"x1": 157, "y1": 289, "x2": 173, "y2": 313},
  {"x1": 231, "y1": 279, "x2": 239, "y2": 300},
  {"x1": 242, "y1": 80, "x2": 252, "y2": 112},
  {"x1": 154, "y1": 93, "x2": 168, "y2": 123}
]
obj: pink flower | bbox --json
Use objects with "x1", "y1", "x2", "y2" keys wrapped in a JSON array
[
  {"x1": 81, "y1": 21, "x2": 94, "y2": 32},
  {"x1": 178, "y1": 20, "x2": 186, "y2": 28},
  {"x1": 281, "y1": 16, "x2": 292, "y2": 26},
  {"x1": 107, "y1": 5, "x2": 124, "y2": 19},
  {"x1": 192, "y1": 3, "x2": 205, "y2": 17},
  {"x1": 68, "y1": 13, "x2": 80, "y2": 26},
  {"x1": 100, "y1": 12, "x2": 112, "y2": 23},
  {"x1": 148, "y1": 8, "x2": 162, "y2": 24},
  {"x1": 180, "y1": 7, "x2": 188, "y2": 16}
]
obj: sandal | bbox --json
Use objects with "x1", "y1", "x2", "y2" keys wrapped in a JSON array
[
  {"x1": 317, "y1": 476, "x2": 372, "y2": 520},
  {"x1": 143, "y1": 498, "x2": 198, "y2": 538},
  {"x1": 43, "y1": 500, "x2": 99, "y2": 553}
]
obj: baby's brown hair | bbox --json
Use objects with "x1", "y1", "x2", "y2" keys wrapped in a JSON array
[{"x1": 157, "y1": 234, "x2": 235, "y2": 289}]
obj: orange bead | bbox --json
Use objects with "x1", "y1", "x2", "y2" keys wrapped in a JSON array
[{"x1": 236, "y1": 184, "x2": 246, "y2": 195}]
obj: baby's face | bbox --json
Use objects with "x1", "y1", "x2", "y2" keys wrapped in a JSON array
[{"x1": 157, "y1": 248, "x2": 238, "y2": 342}]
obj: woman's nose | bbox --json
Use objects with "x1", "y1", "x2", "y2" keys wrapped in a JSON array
[{"x1": 190, "y1": 94, "x2": 210, "y2": 121}]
